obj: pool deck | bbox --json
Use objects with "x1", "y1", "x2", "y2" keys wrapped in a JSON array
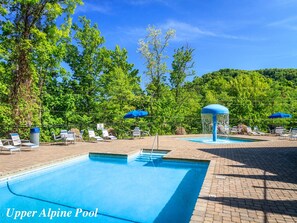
[{"x1": 0, "y1": 134, "x2": 297, "y2": 223}]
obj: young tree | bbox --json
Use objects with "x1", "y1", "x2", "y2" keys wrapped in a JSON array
[
  {"x1": 138, "y1": 26, "x2": 175, "y2": 133},
  {"x1": 170, "y1": 46, "x2": 195, "y2": 104},
  {"x1": 166, "y1": 46, "x2": 196, "y2": 133},
  {"x1": 98, "y1": 45, "x2": 142, "y2": 133},
  {"x1": 138, "y1": 25, "x2": 175, "y2": 99},
  {"x1": 65, "y1": 16, "x2": 105, "y2": 124}
]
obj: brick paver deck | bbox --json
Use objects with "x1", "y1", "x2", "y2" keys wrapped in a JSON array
[{"x1": 0, "y1": 134, "x2": 296, "y2": 222}]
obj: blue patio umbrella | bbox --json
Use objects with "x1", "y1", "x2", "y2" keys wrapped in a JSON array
[
  {"x1": 268, "y1": 112, "x2": 292, "y2": 119},
  {"x1": 124, "y1": 110, "x2": 148, "y2": 119}
]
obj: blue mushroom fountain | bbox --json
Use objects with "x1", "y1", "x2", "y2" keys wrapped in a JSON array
[{"x1": 201, "y1": 104, "x2": 229, "y2": 142}]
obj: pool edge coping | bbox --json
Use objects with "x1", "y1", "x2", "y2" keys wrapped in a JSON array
[
  {"x1": 190, "y1": 159, "x2": 216, "y2": 222},
  {"x1": 0, "y1": 153, "x2": 89, "y2": 182}
]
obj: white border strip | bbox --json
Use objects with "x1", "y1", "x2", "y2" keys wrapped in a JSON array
[{"x1": 0, "y1": 155, "x2": 88, "y2": 186}]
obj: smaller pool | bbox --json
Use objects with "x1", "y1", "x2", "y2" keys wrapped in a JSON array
[{"x1": 183, "y1": 136, "x2": 263, "y2": 144}]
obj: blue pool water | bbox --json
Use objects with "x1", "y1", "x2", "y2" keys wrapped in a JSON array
[
  {"x1": 0, "y1": 152, "x2": 209, "y2": 223},
  {"x1": 183, "y1": 136, "x2": 262, "y2": 144}
]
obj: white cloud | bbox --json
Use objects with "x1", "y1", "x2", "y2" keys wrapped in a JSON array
[
  {"x1": 125, "y1": 0, "x2": 169, "y2": 5},
  {"x1": 160, "y1": 20, "x2": 216, "y2": 41},
  {"x1": 75, "y1": 2, "x2": 111, "y2": 14},
  {"x1": 160, "y1": 20, "x2": 257, "y2": 42},
  {"x1": 268, "y1": 16, "x2": 297, "y2": 31},
  {"x1": 113, "y1": 20, "x2": 261, "y2": 45},
  {"x1": 121, "y1": 27, "x2": 147, "y2": 39},
  {"x1": 111, "y1": 27, "x2": 147, "y2": 45},
  {"x1": 273, "y1": 0, "x2": 297, "y2": 7}
]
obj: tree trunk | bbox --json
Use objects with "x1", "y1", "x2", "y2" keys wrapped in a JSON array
[{"x1": 10, "y1": 4, "x2": 35, "y2": 129}]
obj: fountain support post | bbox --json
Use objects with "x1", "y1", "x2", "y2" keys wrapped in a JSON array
[{"x1": 212, "y1": 115, "x2": 217, "y2": 142}]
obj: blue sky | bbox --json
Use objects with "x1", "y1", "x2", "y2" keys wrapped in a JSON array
[{"x1": 73, "y1": 0, "x2": 297, "y2": 83}]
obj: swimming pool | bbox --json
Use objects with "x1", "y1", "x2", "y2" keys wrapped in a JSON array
[
  {"x1": 0, "y1": 151, "x2": 209, "y2": 222},
  {"x1": 183, "y1": 136, "x2": 263, "y2": 144}
]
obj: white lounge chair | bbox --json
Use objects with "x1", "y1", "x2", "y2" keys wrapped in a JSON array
[
  {"x1": 0, "y1": 139, "x2": 20, "y2": 154},
  {"x1": 60, "y1": 130, "x2": 68, "y2": 138},
  {"x1": 230, "y1": 126, "x2": 239, "y2": 134},
  {"x1": 253, "y1": 126, "x2": 266, "y2": 136},
  {"x1": 279, "y1": 128, "x2": 291, "y2": 140},
  {"x1": 79, "y1": 130, "x2": 84, "y2": 141},
  {"x1": 52, "y1": 132, "x2": 64, "y2": 142},
  {"x1": 142, "y1": 130, "x2": 150, "y2": 136},
  {"x1": 247, "y1": 126, "x2": 259, "y2": 135},
  {"x1": 275, "y1": 127, "x2": 284, "y2": 136},
  {"x1": 132, "y1": 127, "x2": 141, "y2": 138},
  {"x1": 10, "y1": 133, "x2": 39, "y2": 149},
  {"x1": 88, "y1": 130, "x2": 103, "y2": 141},
  {"x1": 52, "y1": 131, "x2": 75, "y2": 144},
  {"x1": 102, "y1": 129, "x2": 117, "y2": 140},
  {"x1": 65, "y1": 131, "x2": 75, "y2": 144},
  {"x1": 289, "y1": 128, "x2": 297, "y2": 140}
]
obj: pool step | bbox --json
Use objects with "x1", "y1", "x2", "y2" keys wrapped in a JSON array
[{"x1": 135, "y1": 152, "x2": 164, "y2": 162}]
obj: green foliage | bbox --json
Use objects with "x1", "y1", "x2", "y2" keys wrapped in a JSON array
[
  {"x1": 1, "y1": 1, "x2": 297, "y2": 139},
  {"x1": 0, "y1": 0, "x2": 82, "y2": 138},
  {"x1": 97, "y1": 46, "x2": 142, "y2": 138},
  {"x1": 170, "y1": 46, "x2": 195, "y2": 90},
  {"x1": 65, "y1": 16, "x2": 105, "y2": 122},
  {"x1": 63, "y1": 17, "x2": 141, "y2": 138}
]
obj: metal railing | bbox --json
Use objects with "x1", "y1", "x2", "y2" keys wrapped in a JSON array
[{"x1": 150, "y1": 133, "x2": 159, "y2": 160}]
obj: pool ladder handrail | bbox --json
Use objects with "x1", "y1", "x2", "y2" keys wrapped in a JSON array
[{"x1": 150, "y1": 133, "x2": 159, "y2": 160}]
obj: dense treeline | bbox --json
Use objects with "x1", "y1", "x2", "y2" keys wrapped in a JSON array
[{"x1": 1, "y1": 1, "x2": 296, "y2": 140}]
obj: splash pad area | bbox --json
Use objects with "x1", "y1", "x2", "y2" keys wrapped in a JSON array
[
  {"x1": 183, "y1": 136, "x2": 261, "y2": 144},
  {"x1": 182, "y1": 104, "x2": 264, "y2": 144},
  {"x1": 201, "y1": 104, "x2": 229, "y2": 142}
]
